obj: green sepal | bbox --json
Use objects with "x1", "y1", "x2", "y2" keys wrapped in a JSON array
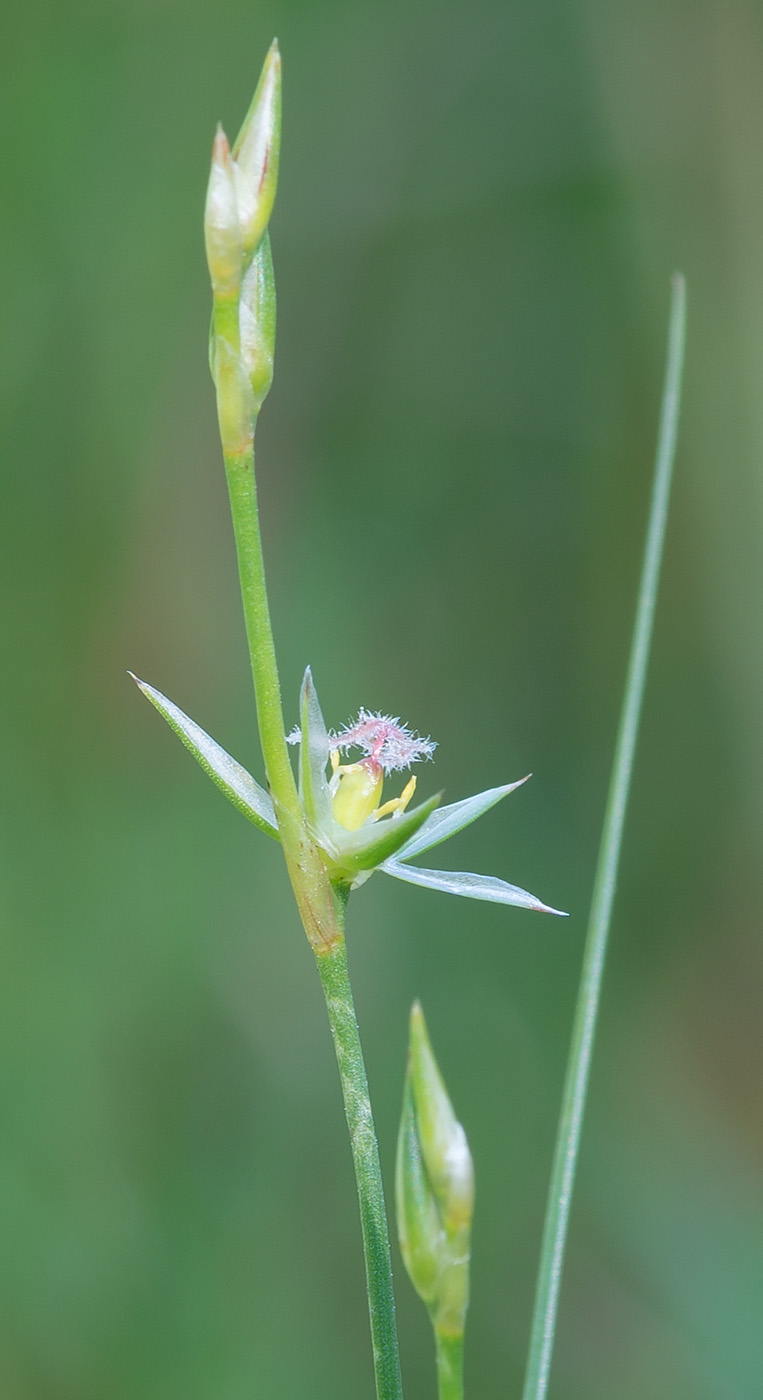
[
  {"x1": 325, "y1": 791, "x2": 442, "y2": 879},
  {"x1": 394, "y1": 777, "x2": 529, "y2": 863},
  {"x1": 239, "y1": 232, "x2": 276, "y2": 410},
  {"x1": 298, "y1": 666, "x2": 332, "y2": 829},
  {"x1": 208, "y1": 308, "x2": 216, "y2": 380},
  {"x1": 395, "y1": 1072, "x2": 443, "y2": 1307},
  {"x1": 130, "y1": 674, "x2": 280, "y2": 841}
]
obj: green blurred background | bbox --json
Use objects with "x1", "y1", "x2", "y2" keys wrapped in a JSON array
[{"x1": 2, "y1": 1, "x2": 762, "y2": 1396}]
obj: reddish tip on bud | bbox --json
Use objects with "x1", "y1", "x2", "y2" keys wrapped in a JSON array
[
  {"x1": 204, "y1": 123, "x2": 243, "y2": 297},
  {"x1": 232, "y1": 40, "x2": 282, "y2": 258},
  {"x1": 212, "y1": 123, "x2": 230, "y2": 164}
]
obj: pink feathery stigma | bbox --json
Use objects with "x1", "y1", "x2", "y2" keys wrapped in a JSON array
[{"x1": 332, "y1": 709, "x2": 436, "y2": 774}]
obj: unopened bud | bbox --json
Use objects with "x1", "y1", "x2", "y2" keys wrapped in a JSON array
[
  {"x1": 396, "y1": 1002, "x2": 474, "y2": 1337},
  {"x1": 204, "y1": 126, "x2": 243, "y2": 298},
  {"x1": 232, "y1": 39, "x2": 282, "y2": 259},
  {"x1": 239, "y1": 231, "x2": 276, "y2": 410},
  {"x1": 408, "y1": 1002, "x2": 474, "y2": 1231}
]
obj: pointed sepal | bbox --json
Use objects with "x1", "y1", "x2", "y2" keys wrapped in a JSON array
[
  {"x1": 204, "y1": 125, "x2": 243, "y2": 298},
  {"x1": 393, "y1": 777, "x2": 530, "y2": 863},
  {"x1": 396, "y1": 1072, "x2": 443, "y2": 1308},
  {"x1": 130, "y1": 674, "x2": 279, "y2": 841},
  {"x1": 298, "y1": 666, "x2": 332, "y2": 830},
  {"x1": 381, "y1": 860, "x2": 566, "y2": 914},
  {"x1": 232, "y1": 39, "x2": 282, "y2": 259}
]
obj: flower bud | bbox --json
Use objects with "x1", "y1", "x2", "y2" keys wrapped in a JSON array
[
  {"x1": 232, "y1": 39, "x2": 282, "y2": 259},
  {"x1": 396, "y1": 1002, "x2": 473, "y2": 1337},
  {"x1": 239, "y1": 231, "x2": 276, "y2": 411},
  {"x1": 408, "y1": 1002, "x2": 474, "y2": 1231},
  {"x1": 204, "y1": 126, "x2": 243, "y2": 298}
]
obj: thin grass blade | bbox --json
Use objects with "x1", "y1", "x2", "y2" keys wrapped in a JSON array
[{"x1": 521, "y1": 273, "x2": 687, "y2": 1400}]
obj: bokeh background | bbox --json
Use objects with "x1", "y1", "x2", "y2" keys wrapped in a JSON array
[{"x1": 2, "y1": 1, "x2": 763, "y2": 1396}]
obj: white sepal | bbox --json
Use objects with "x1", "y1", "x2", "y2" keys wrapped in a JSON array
[{"x1": 381, "y1": 860, "x2": 566, "y2": 914}]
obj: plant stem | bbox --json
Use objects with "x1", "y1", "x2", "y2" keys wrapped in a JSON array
[
  {"x1": 316, "y1": 933, "x2": 404, "y2": 1400},
  {"x1": 434, "y1": 1329, "x2": 464, "y2": 1400},
  {"x1": 224, "y1": 447, "x2": 299, "y2": 816},
  {"x1": 225, "y1": 445, "x2": 343, "y2": 954},
  {"x1": 521, "y1": 273, "x2": 687, "y2": 1400}
]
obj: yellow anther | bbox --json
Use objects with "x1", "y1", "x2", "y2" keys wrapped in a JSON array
[
  {"x1": 332, "y1": 761, "x2": 384, "y2": 831},
  {"x1": 373, "y1": 774, "x2": 416, "y2": 821},
  {"x1": 330, "y1": 748, "x2": 340, "y2": 773},
  {"x1": 400, "y1": 774, "x2": 417, "y2": 809}
]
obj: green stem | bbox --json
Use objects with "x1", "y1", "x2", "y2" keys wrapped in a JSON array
[
  {"x1": 434, "y1": 1329, "x2": 464, "y2": 1400},
  {"x1": 315, "y1": 933, "x2": 404, "y2": 1400},
  {"x1": 224, "y1": 445, "x2": 343, "y2": 953},
  {"x1": 223, "y1": 445, "x2": 299, "y2": 819},
  {"x1": 521, "y1": 274, "x2": 686, "y2": 1400}
]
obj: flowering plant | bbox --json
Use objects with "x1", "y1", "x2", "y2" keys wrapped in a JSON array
[
  {"x1": 132, "y1": 666, "x2": 562, "y2": 911},
  {"x1": 132, "y1": 39, "x2": 684, "y2": 1400}
]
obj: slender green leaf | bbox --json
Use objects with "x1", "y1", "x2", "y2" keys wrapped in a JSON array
[
  {"x1": 130, "y1": 673, "x2": 280, "y2": 840},
  {"x1": 394, "y1": 778, "x2": 529, "y2": 863},
  {"x1": 381, "y1": 860, "x2": 565, "y2": 913},
  {"x1": 521, "y1": 273, "x2": 687, "y2": 1400}
]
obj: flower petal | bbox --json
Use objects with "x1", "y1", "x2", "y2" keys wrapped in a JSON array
[
  {"x1": 393, "y1": 778, "x2": 530, "y2": 862},
  {"x1": 380, "y1": 860, "x2": 566, "y2": 914},
  {"x1": 298, "y1": 666, "x2": 333, "y2": 828},
  {"x1": 129, "y1": 674, "x2": 279, "y2": 840}
]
